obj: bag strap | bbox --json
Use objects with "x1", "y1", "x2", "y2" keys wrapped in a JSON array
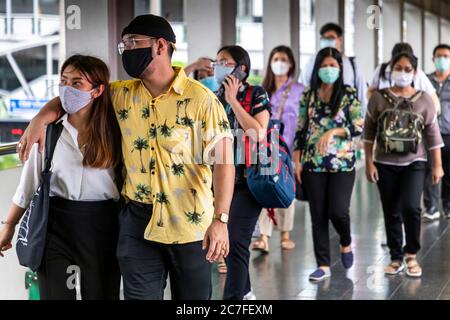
[
  {"x1": 349, "y1": 57, "x2": 358, "y2": 92},
  {"x1": 276, "y1": 80, "x2": 295, "y2": 120},
  {"x1": 239, "y1": 86, "x2": 255, "y2": 169},
  {"x1": 43, "y1": 122, "x2": 63, "y2": 173}
]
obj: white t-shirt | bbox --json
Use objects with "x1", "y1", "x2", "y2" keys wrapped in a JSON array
[{"x1": 369, "y1": 64, "x2": 436, "y2": 94}]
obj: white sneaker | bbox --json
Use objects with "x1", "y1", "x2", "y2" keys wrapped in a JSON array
[
  {"x1": 243, "y1": 291, "x2": 256, "y2": 300},
  {"x1": 423, "y1": 211, "x2": 440, "y2": 221}
]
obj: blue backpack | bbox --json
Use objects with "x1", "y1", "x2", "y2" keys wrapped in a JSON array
[{"x1": 240, "y1": 86, "x2": 296, "y2": 209}]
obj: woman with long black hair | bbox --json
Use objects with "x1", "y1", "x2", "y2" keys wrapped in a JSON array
[
  {"x1": 293, "y1": 47, "x2": 363, "y2": 282},
  {"x1": 215, "y1": 45, "x2": 271, "y2": 300}
]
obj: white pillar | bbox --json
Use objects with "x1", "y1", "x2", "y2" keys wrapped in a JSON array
[
  {"x1": 424, "y1": 11, "x2": 439, "y2": 73},
  {"x1": 185, "y1": 0, "x2": 221, "y2": 62},
  {"x1": 150, "y1": 0, "x2": 161, "y2": 16},
  {"x1": 381, "y1": 0, "x2": 402, "y2": 63},
  {"x1": 46, "y1": 44, "x2": 53, "y2": 98},
  {"x1": 263, "y1": 0, "x2": 300, "y2": 76},
  {"x1": 404, "y1": 3, "x2": 423, "y2": 67},
  {"x1": 6, "y1": 0, "x2": 12, "y2": 37},
  {"x1": 315, "y1": 0, "x2": 339, "y2": 46},
  {"x1": 441, "y1": 19, "x2": 450, "y2": 45},
  {"x1": 64, "y1": 0, "x2": 134, "y2": 80},
  {"x1": 33, "y1": 0, "x2": 39, "y2": 35},
  {"x1": 354, "y1": 0, "x2": 377, "y2": 83}
]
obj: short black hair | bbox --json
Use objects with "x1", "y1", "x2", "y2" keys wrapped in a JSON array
[
  {"x1": 433, "y1": 44, "x2": 450, "y2": 57},
  {"x1": 320, "y1": 23, "x2": 343, "y2": 37},
  {"x1": 217, "y1": 45, "x2": 251, "y2": 81}
]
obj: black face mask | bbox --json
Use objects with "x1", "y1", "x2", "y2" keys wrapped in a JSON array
[{"x1": 122, "y1": 47, "x2": 153, "y2": 78}]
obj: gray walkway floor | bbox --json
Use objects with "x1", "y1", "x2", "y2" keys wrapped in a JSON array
[{"x1": 210, "y1": 170, "x2": 450, "y2": 300}]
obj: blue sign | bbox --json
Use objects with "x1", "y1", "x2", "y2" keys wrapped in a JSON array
[{"x1": 9, "y1": 99, "x2": 49, "y2": 115}]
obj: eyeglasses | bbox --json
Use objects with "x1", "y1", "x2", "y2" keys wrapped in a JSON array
[
  {"x1": 213, "y1": 59, "x2": 236, "y2": 68},
  {"x1": 117, "y1": 37, "x2": 154, "y2": 55}
]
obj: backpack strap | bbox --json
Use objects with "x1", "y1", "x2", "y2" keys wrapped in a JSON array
[
  {"x1": 239, "y1": 86, "x2": 255, "y2": 169},
  {"x1": 349, "y1": 57, "x2": 357, "y2": 91},
  {"x1": 43, "y1": 122, "x2": 64, "y2": 173}
]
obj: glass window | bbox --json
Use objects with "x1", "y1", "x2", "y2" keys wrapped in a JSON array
[
  {"x1": 236, "y1": 0, "x2": 263, "y2": 84},
  {"x1": 299, "y1": 0, "x2": 316, "y2": 70}
]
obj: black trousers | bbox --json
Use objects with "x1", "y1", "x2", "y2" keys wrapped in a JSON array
[
  {"x1": 224, "y1": 184, "x2": 263, "y2": 300},
  {"x1": 38, "y1": 197, "x2": 121, "y2": 300},
  {"x1": 117, "y1": 201, "x2": 212, "y2": 300},
  {"x1": 423, "y1": 135, "x2": 450, "y2": 212},
  {"x1": 302, "y1": 171, "x2": 356, "y2": 267},
  {"x1": 376, "y1": 162, "x2": 426, "y2": 261}
]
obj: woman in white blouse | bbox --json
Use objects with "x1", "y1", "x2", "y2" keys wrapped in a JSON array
[{"x1": 0, "y1": 55, "x2": 122, "y2": 300}]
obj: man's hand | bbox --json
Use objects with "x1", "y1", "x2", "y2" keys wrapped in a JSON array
[
  {"x1": 18, "y1": 118, "x2": 47, "y2": 162},
  {"x1": 366, "y1": 161, "x2": 379, "y2": 183},
  {"x1": 203, "y1": 219, "x2": 229, "y2": 263}
]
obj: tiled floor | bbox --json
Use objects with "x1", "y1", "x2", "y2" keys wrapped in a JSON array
[{"x1": 210, "y1": 169, "x2": 450, "y2": 300}]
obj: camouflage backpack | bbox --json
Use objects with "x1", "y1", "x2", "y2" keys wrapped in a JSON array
[{"x1": 377, "y1": 89, "x2": 425, "y2": 154}]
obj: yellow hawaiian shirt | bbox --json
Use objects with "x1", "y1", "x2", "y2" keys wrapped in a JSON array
[{"x1": 110, "y1": 67, "x2": 233, "y2": 244}]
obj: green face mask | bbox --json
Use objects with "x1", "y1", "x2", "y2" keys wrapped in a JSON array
[
  {"x1": 318, "y1": 67, "x2": 340, "y2": 84},
  {"x1": 434, "y1": 57, "x2": 450, "y2": 73}
]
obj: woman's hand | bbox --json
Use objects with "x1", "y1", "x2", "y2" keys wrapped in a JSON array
[
  {"x1": 0, "y1": 225, "x2": 15, "y2": 258},
  {"x1": 317, "y1": 129, "x2": 336, "y2": 156},
  {"x1": 366, "y1": 161, "x2": 379, "y2": 183},
  {"x1": 432, "y1": 165, "x2": 444, "y2": 185},
  {"x1": 223, "y1": 75, "x2": 240, "y2": 105},
  {"x1": 294, "y1": 161, "x2": 303, "y2": 184}
]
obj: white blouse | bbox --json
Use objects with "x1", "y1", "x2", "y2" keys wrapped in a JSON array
[{"x1": 13, "y1": 114, "x2": 120, "y2": 209}]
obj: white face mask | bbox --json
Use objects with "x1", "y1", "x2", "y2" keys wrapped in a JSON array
[
  {"x1": 391, "y1": 71, "x2": 414, "y2": 88},
  {"x1": 271, "y1": 61, "x2": 290, "y2": 76},
  {"x1": 59, "y1": 86, "x2": 94, "y2": 114}
]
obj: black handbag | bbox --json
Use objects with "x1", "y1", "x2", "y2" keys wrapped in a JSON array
[{"x1": 16, "y1": 122, "x2": 63, "y2": 272}]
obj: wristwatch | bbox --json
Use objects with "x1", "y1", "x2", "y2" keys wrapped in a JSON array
[{"x1": 213, "y1": 213, "x2": 229, "y2": 224}]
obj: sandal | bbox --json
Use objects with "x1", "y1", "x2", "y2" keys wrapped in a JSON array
[
  {"x1": 404, "y1": 256, "x2": 422, "y2": 278},
  {"x1": 280, "y1": 239, "x2": 296, "y2": 250},
  {"x1": 217, "y1": 260, "x2": 227, "y2": 274},
  {"x1": 251, "y1": 240, "x2": 269, "y2": 253},
  {"x1": 384, "y1": 260, "x2": 405, "y2": 275}
]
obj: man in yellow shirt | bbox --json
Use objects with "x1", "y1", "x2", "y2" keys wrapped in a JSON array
[{"x1": 17, "y1": 15, "x2": 235, "y2": 300}]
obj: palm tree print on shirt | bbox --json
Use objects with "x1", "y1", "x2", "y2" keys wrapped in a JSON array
[
  {"x1": 156, "y1": 192, "x2": 170, "y2": 227},
  {"x1": 141, "y1": 105, "x2": 150, "y2": 119},
  {"x1": 181, "y1": 98, "x2": 194, "y2": 128},
  {"x1": 134, "y1": 183, "x2": 151, "y2": 202},
  {"x1": 218, "y1": 120, "x2": 230, "y2": 132},
  {"x1": 160, "y1": 120, "x2": 174, "y2": 137},
  {"x1": 149, "y1": 157, "x2": 156, "y2": 173},
  {"x1": 185, "y1": 189, "x2": 204, "y2": 225},
  {"x1": 117, "y1": 107, "x2": 131, "y2": 121},
  {"x1": 166, "y1": 163, "x2": 185, "y2": 177},
  {"x1": 176, "y1": 100, "x2": 184, "y2": 124},
  {"x1": 149, "y1": 126, "x2": 157, "y2": 139},
  {"x1": 132, "y1": 137, "x2": 149, "y2": 173}
]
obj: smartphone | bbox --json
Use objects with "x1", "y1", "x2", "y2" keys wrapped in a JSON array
[{"x1": 216, "y1": 66, "x2": 248, "y2": 98}]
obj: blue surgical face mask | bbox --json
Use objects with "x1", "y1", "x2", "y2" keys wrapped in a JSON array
[
  {"x1": 320, "y1": 38, "x2": 337, "y2": 49},
  {"x1": 318, "y1": 67, "x2": 340, "y2": 84},
  {"x1": 434, "y1": 57, "x2": 450, "y2": 73},
  {"x1": 200, "y1": 76, "x2": 220, "y2": 92},
  {"x1": 214, "y1": 65, "x2": 234, "y2": 84}
]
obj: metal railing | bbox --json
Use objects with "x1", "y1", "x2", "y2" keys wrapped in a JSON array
[{"x1": 0, "y1": 142, "x2": 18, "y2": 156}]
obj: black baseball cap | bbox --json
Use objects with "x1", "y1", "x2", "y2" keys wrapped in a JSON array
[{"x1": 121, "y1": 14, "x2": 176, "y2": 44}]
